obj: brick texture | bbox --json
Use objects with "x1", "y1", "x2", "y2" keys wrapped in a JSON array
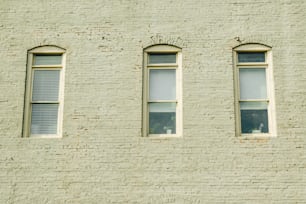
[{"x1": 0, "y1": 0, "x2": 306, "y2": 203}]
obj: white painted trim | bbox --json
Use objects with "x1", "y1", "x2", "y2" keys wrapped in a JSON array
[
  {"x1": 145, "y1": 45, "x2": 181, "y2": 52},
  {"x1": 147, "y1": 64, "x2": 178, "y2": 68},
  {"x1": 233, "y1": 43, "x2": 271, "y2": 52},
  {"x1": 233, "y1": 44, "x2": 276, "y2": 137},
  {"x1": 143, "y1": 45, "x2": 182, "y2": 137},
  {"x1": 23, "y1": 46, "x2": 66, "y2": 138},
  {"x1": 29, "y1": 45, "x2": 66, "y2": 53}
]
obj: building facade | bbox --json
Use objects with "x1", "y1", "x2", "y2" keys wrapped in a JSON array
[{"x1": 1, "y1": 0, "x2": 306, "y2": 203}]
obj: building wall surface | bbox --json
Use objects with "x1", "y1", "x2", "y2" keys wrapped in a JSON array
[{"x1": 0, "y1": 0, "x2": 306, "y2": 203}]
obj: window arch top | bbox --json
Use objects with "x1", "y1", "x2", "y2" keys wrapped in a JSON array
[
  {"x1": 144, "y1": 44, "x2": 181, "y2": 53},
  {"x1": 29, "y1": 45, "x2": 66, "y2": 54},
  {"x1": 233, "y1": 43, "x2": 271, "y2": 52}
]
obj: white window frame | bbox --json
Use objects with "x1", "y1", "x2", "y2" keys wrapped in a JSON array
[
  {"x1": 143, "y1": 45, "x2": 183, "y2": 137},
  {"x1": 233, "y1": 43, "x2": 277, "y2": 137},
  {"x1": 23, "y1": 46, "x2": 66, "y2": 138}
]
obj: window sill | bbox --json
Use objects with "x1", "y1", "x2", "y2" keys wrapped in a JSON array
[
  {"x1": 147, "y1": 134, "x2": 182, "y2": 139},
  {"x1": 238, "y1": 133, "x2": 277, "y2": 139},
  {"x1": 27, "y1": 134, "x2": 62, "y2": 139}
]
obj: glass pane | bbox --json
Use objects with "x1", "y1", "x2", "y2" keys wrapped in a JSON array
[
  {"x1": 31, "y1": 104, "x2": 58, "y2": 135},
  {"x1": 240, "y1": 102, "x2": 269, "y2": 134},
  {"x1": 149, "y1": 69, "x2": 176, "y2": 100},
  {"x1": 32, "y1": 70, "x2": 60, "y2": 101},
  {"x1": 149, "y1": 103, "x2": 176, "y2": 134},
  {"x1": 149, "y1": 53, "x2": 176, "y2": 64},
  {"x1": 238, "y1": 52, "x2": 265, "y2": 63},
  {"x1": 33, "y1": 55, "x2": 62, "y2": 65},
  {"x1": 239, "y1": 68, "x2": 267, "y2": 99},
  {"x1": 240, "y1": 101, "x2": 268, "y2": 110}
]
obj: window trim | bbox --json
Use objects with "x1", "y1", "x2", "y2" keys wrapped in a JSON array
[
  {"x1": 233, "y1": 44, "x2": 277, "y2": 137},
  {"x1": 23, "y1": 46, "x2": 66, "y2": 138},
  {"x1": 143, "y1": 45, "x2": 182, "y2": 137}
]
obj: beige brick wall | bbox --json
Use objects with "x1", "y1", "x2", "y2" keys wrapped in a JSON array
[{"x1": 0, "y1": 0, "x2": 305, "y2": 203}]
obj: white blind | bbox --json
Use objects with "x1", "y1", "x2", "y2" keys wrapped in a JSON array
[
  {"x1": 32, "y1": 70, "x2": 60, "y2": 101},
  {"x1": 31, "y1": 104, "x2": 58, "y2": 134},
  {"x1": 149, "y1": 69, "x2": 176, "y2": 100},
  {"x1": 149, "y1": 102, "x2": 176, "y2": 113},
  {"x1": 240, "y1": 101, "x2": 268, "y2": 110},
  {"x1": 239, "y1": 68, "x2": 267, "y2": 100}
]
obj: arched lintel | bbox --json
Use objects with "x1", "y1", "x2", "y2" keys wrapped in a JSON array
[
  {"x1": 233, "y1": 43, "x2": 271, "y2": 52},
  {"x1": 28, "y1": 45, "x2": 66, "y2": 54},
  {"x1": 144, "y1": 44, "x2": 182, "y2": 53}
]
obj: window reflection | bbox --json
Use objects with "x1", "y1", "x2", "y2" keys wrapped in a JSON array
[
  {"x1": 149, "y1": 112, "x2": 176, "y2": 134},
  {"x1": 149, "y1": 53, "x2": 176, "y2": 64},
  {"x1": 238, "y1": 52, "x2": 265, "y2": 63},
  {"x1": 149, "y1": 103, "x2": 176, "y2": 134},
  {"x1": 240, "y1": 109, "x2": 269, "y2": 133}
]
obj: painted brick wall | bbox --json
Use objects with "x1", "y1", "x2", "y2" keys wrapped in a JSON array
[{"x1": 0, "y1": 0, "x2": 305, "y2": 203}]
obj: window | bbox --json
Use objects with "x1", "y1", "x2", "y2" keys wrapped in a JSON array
[
  {"x1": 233, "y1": 44, "x2": 276, "y2": 137},
  {"x1": 143, "y1": 45, "x2": 182, "y2": 137},
  {"x1": 23, "y1": 46, "x2": 66, "y2": 137}
]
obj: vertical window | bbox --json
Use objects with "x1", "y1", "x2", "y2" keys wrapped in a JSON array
[
  {"x1": 23, "y1": 46, "x2": 66, "y2": 137},
  {"x1": 143, "y1": 45, "x2": 182, "y2": 137},
  {"x1": 233, "y1": 44, "x2": 276, "y2": 136}
]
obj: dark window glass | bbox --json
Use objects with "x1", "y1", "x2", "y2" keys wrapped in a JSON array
[
  {"x1": 240, "y1": 109, "x2": 269, "y2": 134},
  {"x1": 149, "y1": 103, "x2": 176, "y2": 134},
  {"x1": 149, "y1": 112, "x2": 176, "y2": 134},
  {"x1": 149, "y1": 53, "x2": 176, "y2": 64},
  {"x1": 238, "y1": 52, "x2": 265, "y2": 63}
]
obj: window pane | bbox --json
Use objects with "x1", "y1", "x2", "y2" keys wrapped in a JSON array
[
  {"x1": 240, "y1": 101, "x2": 268, "y2": 110},
  {"x1": 238, "y1": 52, "x2": 265, "y2": 63},
  {"x1": 149, "y1": 69, "x2": 176, "y2": 100},
  {"x1": 32, "y1": 70, "x2": 60, "y2": 101},
  {"x1": 239, "y1": 68, "x2": 267, "y2": 99},
  {"x1": 149, "y1": 53, "x2": 176, "y2": 64},
  {"x1": 240, "y1": 102, "x2": 269, "y2": 134},
  {"x1": 31, "y1": 104, "x2": 58, "y2": 135},
  {"x1": 33, "y1": 55, "x2": 62, "y2": 65},
  {"x1": 149, "y1": 103, "x2": 176, "y2": 134}
]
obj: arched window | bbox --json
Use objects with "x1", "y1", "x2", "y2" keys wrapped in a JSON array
[
  {"x1": 23, "y1": 46, "x2": 66, "y2": 137},
  {"x1": 233, "y1": 43, "x2": 276, "y2": 137},
  {"x1": 143, "y1": 45, "x2": 182, "y2": 137}
]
